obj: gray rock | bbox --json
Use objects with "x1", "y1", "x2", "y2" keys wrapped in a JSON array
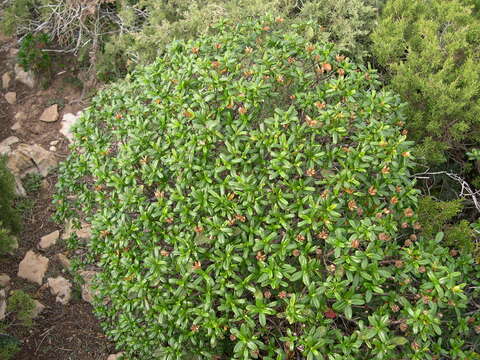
[
  {"x1": 2, "y1": 72, "x2": 11, "y2": 89},
  {"x1": 31, "y1": 300, "x2": 45, "y2": 318},
  {"x1": 50, "y1": 140, "x2": 59, "y2": 146},
  {"x1": 47, "y1": 276, "x2": 72, "y2": 305},
  {"x1": 62, "y1": 221, "x2": 91, "y2": 241},
  {"x1": 7, "y1": 147, "x2": 33, "y2": 175},
  {"x1": 39, "y1": 104, "x2": 59, "y2": 123},
  {"x1": 76, "y1": 223, "x2": 92, "y2": 240},
  {"x1": 49, "y1": 146, "x2": 56, "y2": 152},
  {"x1": 14, "y1": 176, "x2": 26, "y2": 197},
  {"x1": 0, "y1": 274, "x2": 11, "y2": 288},
  {"x1": 60, "y1": 112, "x2": 82, "y2": 142},
  {"x1": 11, "y1": 122, "x2": 21, "y2": 131},
  {"x1": 39, "y1": 230, "x2": 60, "y2": 249},
  {"x1": 0, "y1": 289, "x2": 6, "y2": 321},
  {"x1": 4, "y1": 92, "x2": 16, "y2": 105},
  {"x1": 14, "y1": 112, "x2": 26, "y2": 121},
  {"x1": 0, "y1": 136, "x2": 20, "y2": 155},
  {"x1": 107, "y1": 353, "x2": 124, "y2": 360},
  {"x1": 79, "y1": 270, "x2": 98, "y2": 304},
  {"x1": 56, "y1": 253, "x2": 71, "y2": 269},
  {"x1": 9, "y1": 143, "x2": 57, "y2": 177},
  {"x1": 14, "y1": 64, "x2": 35, "y2": 88},
  {"x1": 18, "y1": 250, "x2": 49, "y2": 285}
]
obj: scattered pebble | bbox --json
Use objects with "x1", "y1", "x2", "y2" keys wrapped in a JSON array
[
  {"x1": 5, "y1": 91, "x2": 16, "y2": 104},
  {"x1": 32, "y1": 300, "x2": 45, "y2": 318},
  {"x1": 2, "y1": 72, "x2": 11, "y2": 89},
  {"x1": 0, "y1": 274, "x2": 11, "y2": 288},
  {"x1": 39, "y1": 104, "x2": 59, "y2": 122},
  {"x1": 0, "y1": 289, "x2": 6, "y2": 320},
  {"x1": 47, "y1": 276, "x2": 72, "y2": 305},
  {"x1": 56, "y1": 253, "x2": 71, "y2": 269},
  {"x1": 39, "y1": 230, "x2": 60, "y2": 249}
]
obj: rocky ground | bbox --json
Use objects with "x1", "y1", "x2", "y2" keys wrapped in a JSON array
[{"x1": 0, "y1": 33, "x2": 122, "y2": 360}]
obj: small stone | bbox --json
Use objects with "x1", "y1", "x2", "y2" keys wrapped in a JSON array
[
  {"x1": 18, "y1": 250, "x2": 49, "y2": 285},
  {"x1": 11, "y1": 143, "x2": 57, "y2": 177},
  {"x1": 47, "y1": 276, "x2": 72, "y2": 305},
  {"x1": 62, "y1": 220, "x2": 73, "y2": 240},
  {"x1": 6, "y1": 147, "x2": 32, "y2": 175},
  {"x1": 39, "y1": 230, "x2": 60, "y2": 249},
  {"x1": 63, "y1": 222, "x2": 91, "y2": 241},
  {"x1": 0, "y1": 136, "x2": 19, "y2": 150},
  {"x1": 0, "y1": 136, "x2": 18, "y2": 155},
  {"x1": 15, "y1": 112, "x2": 27, "y2": 121},
  {"x1": 56, "y1": 253, "x2": 71, "y2": 269},
  {"x1": 0, "y1": 274, "x2": 11, "y2": 288},
  {"x1": 50, "y1": 140, "x2": 59, "y2": 146},
  {"x1": 11, "y1": 122, "x2": 21, "y2": 131},
  {"x1": 41, "y1": 179, "x2": 49, "y2": 190},
  {"x1": 14, "y1": 176, "x2": 26, "y2": 197},
  {"x1": 14, "y1": 64, "x2": 35, "y2": 88},
  {"x1": 79, "y1": 270, "x2": 98, "y2": 304},
  {"x1": 49, "y1": 146, "x2": 56, "y2": 152},
  {"x1": 9, "y1": 48, "x2": 19, "y2": 57},
  {"x1": 60, "y1": 112, "x2": 82, "y2": 142},
  {"x1": 39, "y1": 104, "x2": 59, "y2": 122},
  {"x1": 2, "y1": 72, "x2": 11, "y2": 89},
  {"x1": 31, "y1": 300, "x2": 45, "y2": 318},
  {"x1": 76, "y1": 223, "x2": 92, "y2": 240},
  {"x1": 107, "y1": 353, "x2": 124, "y2": 360},
  {"x1": 5, "y1": 92, "x2": 16, "y2": 104},
  {"x1": 0, "y1": 289, "x2": 6, "y2": 321}
]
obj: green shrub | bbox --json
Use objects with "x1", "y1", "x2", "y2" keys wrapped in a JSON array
[
  {"x1": 417, "y1": 196, "x2": 477, "y2": 257},
  {"x1": 0, "y1": 0, "x2": 36, "y2": 36},
  {"x1": 97, "y1": 0, "x2": 386, "y2": 79},
  {"x1": 371, "y1": 0, "x2": 480, "y2": 164},
  {"x1": 7, "y1": 290, "x2": 35, "y2": 327},
  {"x1": 0, "y1": 222, "x2": 17, "y2": 255},
  {"x1": 0, "y1": 156, "x2": 21, "y2": 234},
  {"x1": 0, "y1": 333, "x2": 20, "y2": 360},
  {"x1": 2, "y1": 0, "x2": 385, "y2": 81},
  {"x1": 55, "y1": 18, "x2": 480, "y2": 359},
  {"x1": 18, "y1": 32, "x2": 52, "y2": 74},
  {"x1": 293, "y1": 0, "x2": 385, "y2": 62}
]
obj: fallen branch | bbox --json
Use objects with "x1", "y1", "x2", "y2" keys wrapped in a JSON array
[{"x1": 413, "y1": 170, "x2": 480, "y2": 214}]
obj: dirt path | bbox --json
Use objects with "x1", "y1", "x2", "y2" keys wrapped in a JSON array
[{"x1": 1, "y1": 34, "x2": 116, "y2": 360}]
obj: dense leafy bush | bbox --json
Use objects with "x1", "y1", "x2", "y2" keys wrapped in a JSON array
[
  {"x1": 55, "y1": 18, "x2": 480, "y2": 359},
  {"x1": 371, "y1": 0, "x2": 480, "y2": 164}
]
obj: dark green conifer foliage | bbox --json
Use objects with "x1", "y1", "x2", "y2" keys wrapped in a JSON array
[
  {"x1": 372, "y1": 0, "x2": 480, "y2": 164},
  {"x1": 0, "y1": 156, "x2": 21, "y2": 234}
]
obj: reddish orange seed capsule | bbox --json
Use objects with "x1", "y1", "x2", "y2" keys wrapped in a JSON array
[
  {"x1": 404, "y1": 208, "x2": 414, "y2": 217},
  {"x1": 322, "y1": 63, "x2": 332, "y2": 72}
]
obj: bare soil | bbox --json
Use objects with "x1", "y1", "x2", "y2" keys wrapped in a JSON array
[{"x1": 1, "y1": 35, "x2": 115, "y2": 360}]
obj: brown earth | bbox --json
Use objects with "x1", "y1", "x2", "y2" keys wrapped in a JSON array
[{"x1": 0, "y1": 34, "x2": 116, "y2": 360}]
